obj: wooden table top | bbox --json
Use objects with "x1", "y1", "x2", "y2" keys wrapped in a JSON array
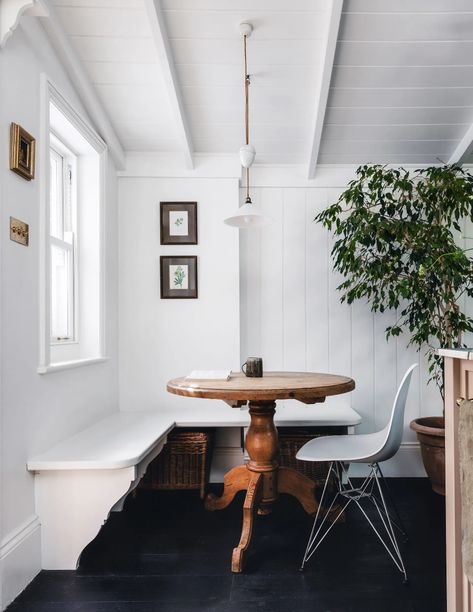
[{"x1": 167, "y1": 371, "x2": 355, "y2": 403}]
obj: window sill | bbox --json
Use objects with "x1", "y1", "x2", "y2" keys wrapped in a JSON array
[{"x1": 37, "y1": 357, "x2": 108, "y2": 375}]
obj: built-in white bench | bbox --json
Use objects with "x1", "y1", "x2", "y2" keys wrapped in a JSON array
[{"x1": 27, "y1": 402, "x2": 361, "y2": 570}]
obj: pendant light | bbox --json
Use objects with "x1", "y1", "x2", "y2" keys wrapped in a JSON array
[{"x1": 224, "y1": 23, "x2": 272, "y2": 228}]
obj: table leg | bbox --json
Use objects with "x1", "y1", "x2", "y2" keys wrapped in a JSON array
[
  {"x1": 205, "y1": 465, "x2": 250, "y2": 511},
  {"x1": 231, "y1": 471, "x2": 263, "y2": 573},
  {"x1": 278, "y1": 466, "x2": 317, "y2": 515},
  {"x1": 207, "y1": 399, "x2": 325, "y2": 572},
  {"x1": 246, "y1": 401, "x2": 279, "y2": 514}
]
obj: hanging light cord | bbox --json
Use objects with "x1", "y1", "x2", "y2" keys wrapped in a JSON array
[
  {"x1": 243, "y1": 33, "x2": 251, "y2": 203},
  {"x1": 244, "y1": 34, "x2": 250, "y2": 147}
]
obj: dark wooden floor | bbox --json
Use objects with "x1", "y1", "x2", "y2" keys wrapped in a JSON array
[{"x1": 8, "y1": 478, "x2": 445, "y2": 612}]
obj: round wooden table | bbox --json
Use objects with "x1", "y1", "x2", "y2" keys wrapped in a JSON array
[{"x1": 167, "y1": 371, "x2": 355, "y2": 572}]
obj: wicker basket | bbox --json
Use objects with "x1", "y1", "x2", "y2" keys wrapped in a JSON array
[
  {"x1": 140, "y1": 429, "x2": 214, "y2": 499},
  {"x1": 278, "y1": 426, "x2": 347, "y2": 484}
]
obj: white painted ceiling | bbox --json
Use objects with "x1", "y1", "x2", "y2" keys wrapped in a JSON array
[
  {"x1": 161, "y1": 0, "x2": 327, "y2": 164},
  {"x1": 49, "y1": 0, "x2": 473, "y2": 168},
  {"x1": 319, "y1": 0, "x2": 473, "y2": 165}
]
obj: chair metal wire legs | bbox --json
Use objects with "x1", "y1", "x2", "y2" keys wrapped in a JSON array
[
  {"x1": 377, "y1": 464, "x2": 408, "y2": 543},
  {"x1": 300, "y1": 462, "x2": 408, "y2": 583}
]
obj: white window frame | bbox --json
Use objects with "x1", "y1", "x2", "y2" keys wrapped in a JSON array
[
  {"x1": 38, "y1": 75, "x2": 108, "y2": 374},
  {"x1": 49, "y1": 138, "x2": 78, "y2": 345}
]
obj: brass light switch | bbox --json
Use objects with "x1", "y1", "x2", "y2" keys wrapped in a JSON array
[{"x1": 10, "y1": 217, "x2": 29, "y2": 246}]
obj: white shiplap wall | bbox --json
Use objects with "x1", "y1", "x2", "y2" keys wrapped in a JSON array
[{"x1": 240, "y1": 169, "x2": 449, "y2": 475}]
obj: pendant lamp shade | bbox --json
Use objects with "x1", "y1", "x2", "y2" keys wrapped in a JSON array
[{"x1": 224, "y1": 200, "x2": 272, "y2": 228}]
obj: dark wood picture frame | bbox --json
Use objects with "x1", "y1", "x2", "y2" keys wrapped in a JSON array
[
  {"x1": 160, "y1": 202, "x2": 197, "y2": 245},
  {"x1": 10, "y1": 123, "x2": 36, "y2": 181},
  {"x1": 160, "y1": 255, "x2": 198, "y2": 299}
]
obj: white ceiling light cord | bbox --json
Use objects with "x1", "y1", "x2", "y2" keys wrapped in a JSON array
[{"x1": 224, "y1": 23, "x2": 272, "y2": 229}]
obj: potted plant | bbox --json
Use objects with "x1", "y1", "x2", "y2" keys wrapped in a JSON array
[{"x1": 316, "y1": 164, "x2": 473, "y2": 495}]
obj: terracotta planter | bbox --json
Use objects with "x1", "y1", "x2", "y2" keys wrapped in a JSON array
[{"x1": 410, "y1": 416, "x2": 445, "y2": 496}]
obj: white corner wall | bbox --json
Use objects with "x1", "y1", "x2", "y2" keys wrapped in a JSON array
[
  {"x1": 0, "y1": 18, "x2": 119, "y2": 609},
  {"x1": 118, "y1": 163, "x2": 240, "y2": 414},
  {"x1": 240, "y1": 165, "x2": 444, "y2": 477}
]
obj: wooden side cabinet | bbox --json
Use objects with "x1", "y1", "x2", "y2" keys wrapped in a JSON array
[{"x1": 441, "y1": 349, "x2": 473, "y2": 612}]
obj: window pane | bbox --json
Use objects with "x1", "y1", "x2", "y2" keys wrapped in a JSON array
[
  {"x1": 51, "y1": 244, "x2": 72, "y2": 340},
  {"x1": 49, "y1": 150, "x2": 64, "y2": 240},
  {"x1": 63, "y1": 163, "x2": 73, "y2": 238}
]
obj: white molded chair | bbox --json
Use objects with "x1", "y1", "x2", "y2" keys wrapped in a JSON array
[{"x1": 297, "y1": 363, "x2": 418, "y2": 582}]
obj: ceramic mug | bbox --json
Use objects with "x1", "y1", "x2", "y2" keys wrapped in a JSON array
[{"x1": 241, "y1": 357, "x2": 263, "y2": 378}]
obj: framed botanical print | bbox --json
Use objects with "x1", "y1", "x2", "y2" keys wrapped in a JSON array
[
  {"x1": 10, "y1": 123, "x2": 36, "y2": 181},
  {"x1": 160, "y1": 202, "x2": 197, "y2": 245},
  {"x1": 160, "y1": 255, "x2": 198, "y2": 299}
]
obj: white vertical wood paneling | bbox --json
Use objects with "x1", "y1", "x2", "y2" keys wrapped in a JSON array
[
  {"x1": 239, "y1": 188, "x2": 262, "y2": 361},
  {"x1": 239, "y1": 181, "x2": 450, "y2": 473},
  {"x1": 306, "y1": 188, "x2": 329, "y2": 373},
  {"x1": 463, "y1": 216, "x2": 473, "y2": 349},
  {"x1": 282, "y1": 189, "x2": 307, "y2": 372},
  {"x1": 419, "y1": 349, "x2": 442, "y2": 421},
  {"x1": 350, "y1": 299, "x2": 375, "y2": 432},
  {"x1": 373, "y1": 311, "x2": 398, "y2": 431},
  {"x1": 396, "y1": 336, "x2": 422, "y2": 444},
  {"x1": 239, "y1": 222, "x2": 251, "y2": 362},
  {"x1": 260, "y1": 188, "x2": 284, "y2": 371},
  {"x1": 326, "y1": 187, "x2": 352, "y2": 383}
]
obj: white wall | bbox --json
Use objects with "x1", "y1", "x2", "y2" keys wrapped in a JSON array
[
  {"x1": 240, "y1": 166, "x2": 444, "y2": 476},
  {"x1": 118, "y1": 164, "x2": 240, "y2": 415},
  {"x1": 0, "y1": 18, "x2": 118, "y2": 609}
]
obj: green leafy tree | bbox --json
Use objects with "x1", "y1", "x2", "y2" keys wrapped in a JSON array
[{"x1": 316, "y1": 164, "x2": 473, "y2": 397}]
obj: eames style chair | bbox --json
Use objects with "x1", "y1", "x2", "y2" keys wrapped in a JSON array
[{"x1": 297, "y1": 364, "x2": 418, "y2": 582}]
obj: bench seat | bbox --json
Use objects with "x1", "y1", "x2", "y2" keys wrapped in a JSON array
[
  {"x1": 27, "y1": 401, "x2": 361, "y2": 570},
  {"x1": 27, "y1": 412, "x2": 175, "y2": 471},
  {"x1": 28, "y1": 402, "x2": 361, "y2": 471}
]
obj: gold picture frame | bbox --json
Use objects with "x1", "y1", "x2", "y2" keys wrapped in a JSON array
[{"x1": 10, "y1": 123, "x2": 36, "y2": 181}]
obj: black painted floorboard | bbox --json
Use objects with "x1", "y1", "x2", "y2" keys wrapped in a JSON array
[{"x1": 8, "y1": 478, "x2": 445, "y2": 612}]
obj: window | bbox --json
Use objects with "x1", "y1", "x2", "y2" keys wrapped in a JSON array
[
  {"x1": 49, "y1": 138, "x2": 77, "y2": 343},
  {"x1": 38, "y1": 77, "x2": 107, "y2": 373}
]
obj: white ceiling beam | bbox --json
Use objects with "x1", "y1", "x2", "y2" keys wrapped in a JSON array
[
  {"x1": 448, "y1": 124, "x2": 473, "y2": 166},
  {"x1": 38, "y1": 0, "x2": 126, "y2": 170},
  {"x1": 307, "y1": 0, "x2": 343, "y2": 179},
  {"x1": 144, "y1": 0, "x2": 194, "y2": 170}
]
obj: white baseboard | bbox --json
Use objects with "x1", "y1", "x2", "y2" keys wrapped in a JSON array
[{"x1": 0, "y1": 516, "x2": 41, "y2": 611}]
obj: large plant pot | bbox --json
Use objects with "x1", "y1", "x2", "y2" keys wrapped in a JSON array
[{"x1": 410, "y1": 416, "x2": 445, "y2": 496}]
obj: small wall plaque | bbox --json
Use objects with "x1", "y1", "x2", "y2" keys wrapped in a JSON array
[{"x1": 10, "y1": 217, "x2": 29, "y2": 246}]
